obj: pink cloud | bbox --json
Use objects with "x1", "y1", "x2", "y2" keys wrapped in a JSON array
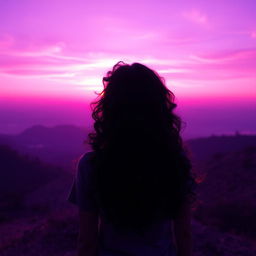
[
  {"x1": 251, "y1": 31, "x2": 256, "y2": 39},
  {"x1": 0, "y1": 33, "x2": 255, "y2": 101},
  {"x1": 1, "y1": 43, "x2": 256, "y2": 84},
  {"x1": 155, "y1": 49, "x2": 256, "y2": 83},
  {"x1": 0, "y1": 34, "x2": 14, "y2": 50},
  {"x1": 182, "y1": 9, "x2": 208, "y2": 25},
  {"x1": 189, "y1": 49, "x2": 256, "y2": 63},
  {"x1": 0, "y1": 40, "x2": 132, "y2": 86}
]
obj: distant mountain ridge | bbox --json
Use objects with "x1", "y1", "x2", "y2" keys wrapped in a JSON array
[
  {"x1": 186, "y1": 133, "x2": 256, "y2": 162},
  {"x1": 0, "y1": 124, "x2": 256, "y2": 169},
  {"x1": 0, "y1": 125, "x2": 91, "y2": 169},
  {"x1": 0, "y1": 144, "x2": 66, "y2": 221}
]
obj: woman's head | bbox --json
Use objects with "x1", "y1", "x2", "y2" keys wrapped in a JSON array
[
  {"x1": 87, "y1": 61, "x2": 197, "y2": 233},
  {"x1": 89, "y1": 61, "x2": 182, "y2": 152}
]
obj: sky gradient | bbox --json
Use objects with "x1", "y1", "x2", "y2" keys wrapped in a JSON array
[{"x1": 1, "y1": 0, "x2": 255, "y2": 138}]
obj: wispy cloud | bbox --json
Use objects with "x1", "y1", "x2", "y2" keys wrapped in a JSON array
[
  {"x1": 183, "y1": 49, "x2": 256, "y2": 81},
  {"x1": 1, "y1": 45, "x2": 255, "y2": 82},
  {"x1": 0, "y1": 34, "x2": 14, "y2": 49},
  {"x1": 189, "y1": 49, "x2": 256, "y2": 63},
  {"x1": 251, "y1": 31, "x2": 256, "y2": 39},
  {"x1": 182, "y1": 9, "x2": 208, "y2": 26},
  {"x1": 0, "y1": 33, "x2": 255, "y2": 95},
  {"x1": 229, "y1": 30, "x2": 256, "y2": 40}
]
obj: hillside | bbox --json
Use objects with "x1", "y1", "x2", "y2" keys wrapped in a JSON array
[
  {"x1": 0, "y1": 130, "x2": 256, "y2": 255},
  {"x1": 0, "y1": 145, "x2": 70, "y2": 222},
  {"x1": 194, "y1": 145, "x2": 256, "y2": 239},
  {"x1": 186, "y1": 133, "x2": 256, "y2": 162},
  {"x1": 1, "y1": 125, "x2": 256, "y2": 170},
  {"x1": 0, "y1": 125, "x2": 91, "y2": 169}
]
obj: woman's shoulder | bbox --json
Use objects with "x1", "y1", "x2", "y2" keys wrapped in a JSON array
[
  {"x1": 77, "y1": 151, "x2": 96, "y2": 170},
  {"x1": 79, "y1": 150, "x2": 95, "y2": 161}
]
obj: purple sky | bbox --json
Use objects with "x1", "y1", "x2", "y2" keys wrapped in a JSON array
[{"x1": 0, "y1": 0, "x2": 255, "y2": 138}]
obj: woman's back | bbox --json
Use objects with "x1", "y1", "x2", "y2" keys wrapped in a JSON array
[
  {"x1": 99, "y1": 215, "x2": 176, "y2": 256},
  {"x1": 67, "y1": 152, "x2": 178, "y2": 256}
]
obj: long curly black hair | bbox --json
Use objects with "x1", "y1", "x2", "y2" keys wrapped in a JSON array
[{"x1": 87, "y1": 61, "x2": 197, "y2": 234}]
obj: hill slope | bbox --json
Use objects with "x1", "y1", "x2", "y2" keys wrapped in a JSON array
[{"x1": 194, "y1": 146, "x2": 256, "y2": 239}]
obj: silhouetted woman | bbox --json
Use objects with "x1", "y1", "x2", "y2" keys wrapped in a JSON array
[{"x1": 67, "y1": 62, "x2": 197, "y2": 256}]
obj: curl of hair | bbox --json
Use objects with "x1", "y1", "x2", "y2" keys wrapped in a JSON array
[{"x1": 87, "y1": 61, "x2": 197, "y2": 234}]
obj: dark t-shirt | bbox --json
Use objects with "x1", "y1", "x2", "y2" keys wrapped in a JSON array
[{"x1": 67, "y1": 151, "x2": 177, "y2": 256}]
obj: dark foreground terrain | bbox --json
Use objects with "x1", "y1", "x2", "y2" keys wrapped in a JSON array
[{"x1": 0, "y1": 126, "x2": 255, "y2": 256}]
